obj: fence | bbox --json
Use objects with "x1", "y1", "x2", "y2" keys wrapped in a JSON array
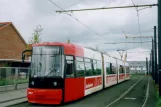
[{"x1": 0, "y1": 67, "x2": 29, "y2": 92}]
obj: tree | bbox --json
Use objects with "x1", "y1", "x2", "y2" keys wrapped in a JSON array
[
  {"x1": 67, "y1": 38, "x2": 70, "y2": 43},
  {"x1": 28, "y1": 25, "x2": 43, "y2": 44}
]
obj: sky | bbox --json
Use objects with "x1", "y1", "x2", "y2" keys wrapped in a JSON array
[{"x1": 0, "y1": 0, "x2": 157, "y2": 61}]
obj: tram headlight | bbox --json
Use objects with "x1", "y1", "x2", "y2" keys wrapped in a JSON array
[
  {"x1": 53, "y1": 81, "x2": 57, "y2": 86},
  {"x1": 28, "y1": 91, "x2": 33, "y2": 95}
]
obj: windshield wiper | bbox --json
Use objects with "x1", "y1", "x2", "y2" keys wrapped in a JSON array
[
  {"x1": 45, "y1": 68, "x2": 57, "y2": 76},
  {"x1": 40, "y1": 67, "x2": 60, "y2": 80}
]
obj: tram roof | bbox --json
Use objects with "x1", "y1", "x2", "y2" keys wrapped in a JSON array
[{"x1": 33, "y1": 42, "x2": 84, "y2": 56}]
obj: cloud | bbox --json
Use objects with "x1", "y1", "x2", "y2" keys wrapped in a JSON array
[
  {"x1": 127, "y1": 48, "x2": 150, "y2": 61},
  {"x1": 0, "y1": 0, "x2": 157, "y2": 61},
  {"x1": 107, "y1": 48, "x2": 150, "y2": 61}
]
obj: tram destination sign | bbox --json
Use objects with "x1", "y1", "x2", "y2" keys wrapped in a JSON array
[{"x1": 33, "y1": 46, "x2": 60, "y2": 55}]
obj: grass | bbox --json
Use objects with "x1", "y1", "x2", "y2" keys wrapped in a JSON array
[
  {"x1": 0, "y1": 78, "x2": 14, "y2": 86},
  {"x1": 156, "y1": 91, "x2": 161, "y2": 107},
  {"x1": 0, "y1": 78, "x2": 29, "y2": 86},
  {"x1": 154, "y1": 81, "x2": 161, "y2": 107},
  {"x1": 130, "y1": 74, "x2": 138, "y2": 78},
  {"x1": 0, "y1": 79, "x2": 6, "y2": 86},
  {"x1": 130, "y1": 74, "x2": 144, "y2": 78},
  {"x1": 17, "y1": 78, "x2": 29, "y2": 84}
]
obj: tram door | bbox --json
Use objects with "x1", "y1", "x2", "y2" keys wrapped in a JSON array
[
  {"x1": 64, "y1": 55, "x2": 84, "y2": 102},
  {"x1": 65, "y1": 56, "x2": 75, "y2": 77}
]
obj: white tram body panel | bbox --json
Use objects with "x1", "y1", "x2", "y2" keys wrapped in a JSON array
[
  {"x1": 125, "y1": 62, "x2": 130, "y2": 80},
  {"x1": 83, "y1": 48, "x2": 103, "y2": 96},
  {"x1": 117, "y1": 59, "x2": 125, "y2": 83},
  {"x1": 103, "y1": 54, "x2": 118, "y2": 88}
]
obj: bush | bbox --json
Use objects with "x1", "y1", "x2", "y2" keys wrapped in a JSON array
[{"x1": 156, "y1": 91, "x2": 161, "y2": 107}]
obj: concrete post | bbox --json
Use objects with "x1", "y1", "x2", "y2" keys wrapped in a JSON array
[{"x1": 14, "y1": 68, "x2": 18, "y2": 90}]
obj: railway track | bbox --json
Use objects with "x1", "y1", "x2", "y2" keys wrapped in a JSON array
[{"x1": 106, "y1": 76, "x2": 149, "y2": 107}]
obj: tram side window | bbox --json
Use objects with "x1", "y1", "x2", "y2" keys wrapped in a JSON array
[
  {"x1": 106, "y1": 63, "x2": 111, "y2": 74},
  {"x1": 85, "y1": 61, "x2": 93, "y2": 76},
  {"x1": 124, "y1": 66, "x2": 126, "y2": 73},
  {"x1": 122, "y1": 65, "x2": 124, "y2": 73},
  {"x1": 123, "y1": 66, "x2": 125, "y2": 73},
  {"x1": 65, "y1": 56, "x2": 74, "y2": 78},
  {"x1": 126, "y1": 67, "x2": 130, "y2": 73},
  {"x1": 91, "y1": 60, "x2": 97, "y2": 75},
  {"x1": 119, "y1": 65, "x2": 124, "y2": 73},
  {"x1": 76, "y1": 57, "x2": 85, "y2": 77},
  {"x1": 112, "y1": 64, "x2": 117, "y2": 74},
  {"x1": 96, "y1": 60, "x2": 102, "y2": 75},
  {"x1": 128, "y1": 67, "x2": 130, "y2": 73}
]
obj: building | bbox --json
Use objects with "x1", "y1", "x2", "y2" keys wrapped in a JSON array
[
  {"x1": 0, "y1": 22, "x2": 30, "y2": 67},
  {"x1": 127, "y1": 61, "x2": 147, "y2": 74}
]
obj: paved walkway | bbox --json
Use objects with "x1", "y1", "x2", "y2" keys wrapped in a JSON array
[{"x1": 0, "y1": 89, "x2": 27, "y2": 107}]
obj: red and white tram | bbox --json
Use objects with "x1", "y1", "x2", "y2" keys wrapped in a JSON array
[{"x1": 22, "y1": 42, "x2": 130, "y2": 105}]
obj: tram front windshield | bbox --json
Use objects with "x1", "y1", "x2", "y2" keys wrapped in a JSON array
[{"x1": 30, "y1": 46, "x2": 64, "y2": 78}]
